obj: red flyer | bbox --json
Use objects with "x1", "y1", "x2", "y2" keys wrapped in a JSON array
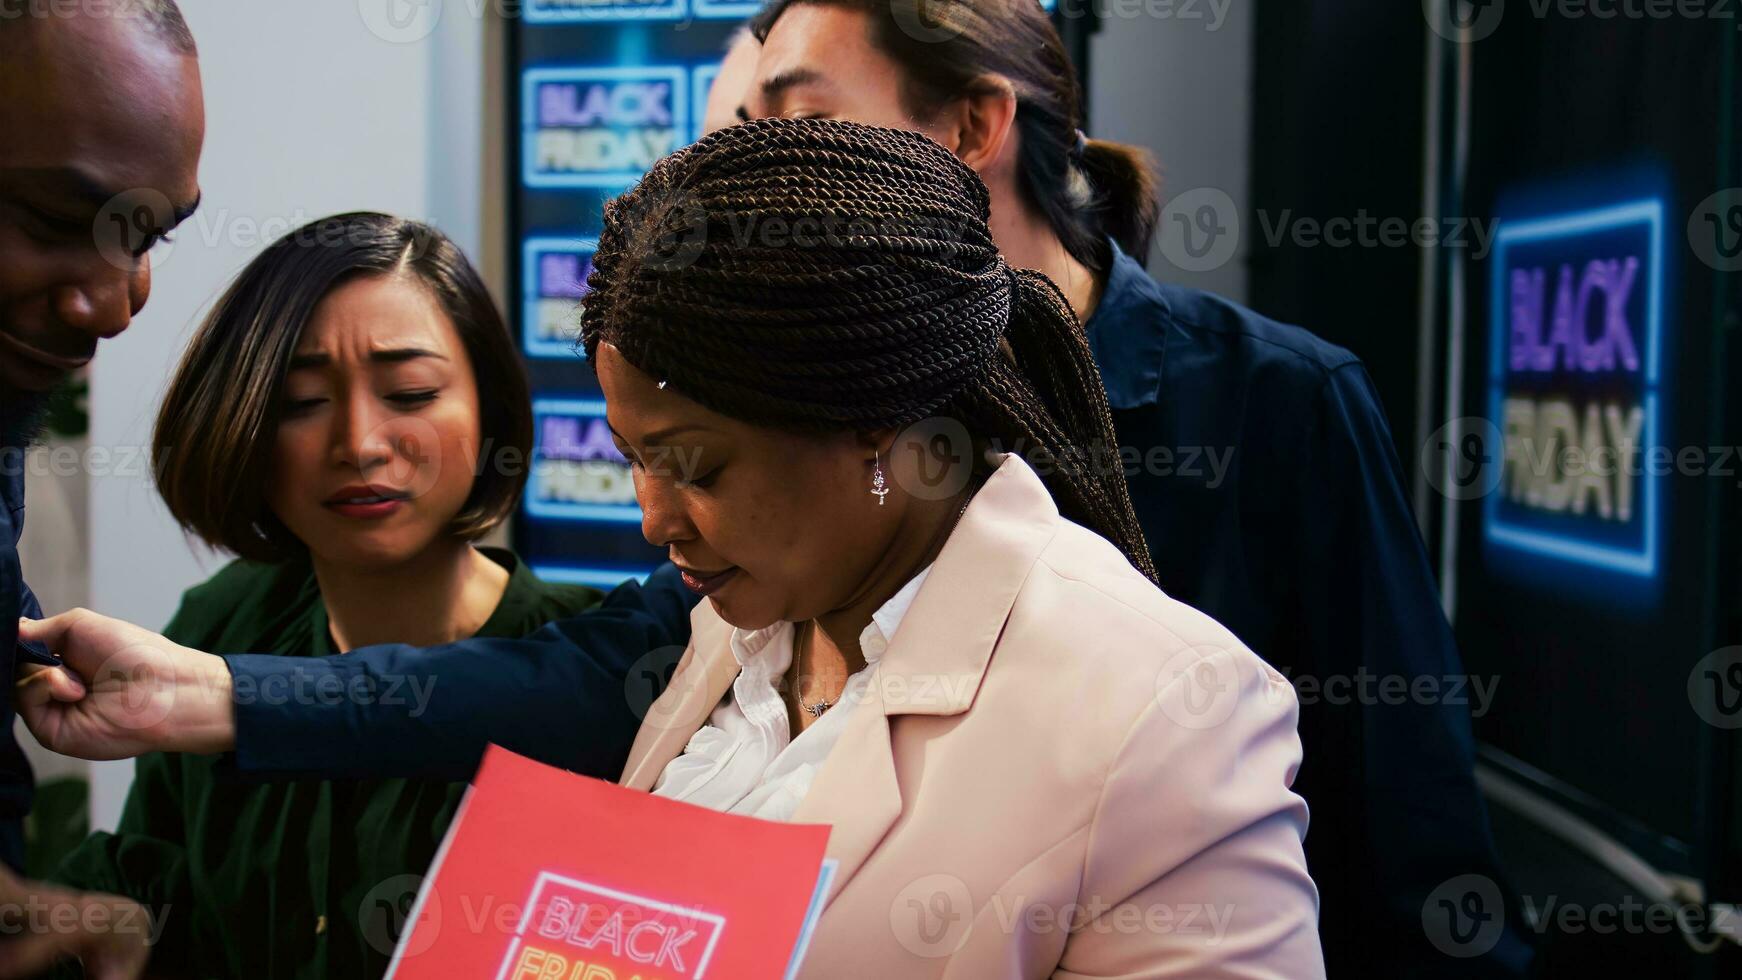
[{"x1": 385, "y1": 746, "x2": 835, "y2": 980}]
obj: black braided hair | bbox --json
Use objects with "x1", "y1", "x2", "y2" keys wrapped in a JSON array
[{"x1": 581, "y1": 117, "x2": 1155, "y2": 583}]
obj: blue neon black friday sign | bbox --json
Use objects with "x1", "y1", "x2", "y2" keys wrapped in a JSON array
[
  {"x1": 523, "y1": 238, "x2": 597, "y2": 359},
  {"x1": 1486, "y1": 199, "x2": 1663, "y2": 578},
  {"x1": 524, "y1": 399, "x2": 644, "y2": 525},
  {"x1": 523, "y1": 66, "x2": 689, "y2": 188},
  {"x1": 523, "y1": 0, "x2": 1056, "y2": 20},
  {"x1": 524, "y1": 0, "x2": 754, "y2": 21}
]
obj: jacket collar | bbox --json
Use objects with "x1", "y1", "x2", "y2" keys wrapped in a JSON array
[
  {"x1": 2, "y1": 398, "x2": 31, "y2": 523},
  {"x1": 723, "y1": 564, "x2": 930, "y2": 685},
  {"x1": 1, "y1": 465, "x2": 18, "y2": 516},
  {"x1": 1083, "y1": 237, "x2": 1171, "y2": 410},
  {"x1": 862, "y1": 451, "x2": 1058, "y2": 715},
  {"x1": 620, "y1": 453, "x2": 1062, "y2": 905},
  {"x1": 2, "y1": 456, "x2": 23, "y2": 543}
]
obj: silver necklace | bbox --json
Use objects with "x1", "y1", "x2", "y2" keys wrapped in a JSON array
[{"x1": 796, "y1": 621, "x2": 837, "y2": 718}]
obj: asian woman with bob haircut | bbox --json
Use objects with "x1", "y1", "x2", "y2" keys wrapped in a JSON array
[{"x1": 51, "y1": 212, "x2": 609, "y2": 979}]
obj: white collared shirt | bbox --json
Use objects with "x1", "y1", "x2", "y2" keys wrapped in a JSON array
[{"x1": 650, "y1": 566, "x2": 933, "y2": 822}]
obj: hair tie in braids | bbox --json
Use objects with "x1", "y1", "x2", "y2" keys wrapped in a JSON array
[{"x1": 581, "y1": 117, "x2": 1156, "y2": 583}]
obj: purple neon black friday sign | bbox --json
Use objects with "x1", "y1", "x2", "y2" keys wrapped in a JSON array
[
  {"x1": 525, "y1": 398, "x2": 639, "y2": 525},
  {"x1": 523, "y1": 66, "x2": 688, "y2": 189},
  {"x1": 523, "y1": 238, "x2": 597, "y2": 359},
  {"x1": 1485, "y1": 199, "x2": 1664, "y2": 578}
]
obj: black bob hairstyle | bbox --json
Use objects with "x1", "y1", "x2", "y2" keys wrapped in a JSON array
[{"x1": 153, "y1": 212, "x2": 532, "y2": 562}]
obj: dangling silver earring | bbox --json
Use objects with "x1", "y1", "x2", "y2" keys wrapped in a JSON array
[{"x1": 870, "y1": 449, "x2": 889, "y2": 506}]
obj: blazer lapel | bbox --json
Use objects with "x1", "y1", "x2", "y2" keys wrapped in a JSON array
[
  {"x1": 789, "y1": 691, "x2": 902, "y2": 908},
  {"x1": 620, "y1": 607, "x2": 741, "y2": 790}
]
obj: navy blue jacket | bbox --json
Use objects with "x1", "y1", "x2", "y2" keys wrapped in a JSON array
[
  {"x1": 1086, "y1": 241, "x2": 1532, "y2": 978},
  {"x1": 2, "y1": 442, "x2": 42, "y2": 872}
]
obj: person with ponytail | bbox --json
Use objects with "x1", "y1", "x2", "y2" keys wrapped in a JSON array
[
  {"x1": 722, "y1": 3, "x2": 1531, "y2": 976},
  {"x1": 596, "y1": 117, "x2": 1322, "y2": 978}
]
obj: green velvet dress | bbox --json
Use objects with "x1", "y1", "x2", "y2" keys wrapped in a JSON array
[{"x1": 52, "y1": 548, "x2": 603, "y2": 979}]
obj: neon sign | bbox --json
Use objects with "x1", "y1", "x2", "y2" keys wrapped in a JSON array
[
  {"x1": 1485, "y1": 199, "x2": 1664, "y2": 578},
  {"x1": 691, "y1": 62, "x2": 720, "y2": 142},
  {"x1": 530, "y1": 565, "x2": 654, "y2": 589},
  {"x1": 685, "y1": 0, "x2": 1056, "y2": 18},
  {"x1": 526, "y1": 0, "x2": 687, "y2": 21},
  {"x1": 523, "y1": 67, "x2": 689, "y2": 188},
  {"x1": 523, "y1": 237, "x2": 596, "y2": 359},
  {"x1": 692, "y1": 0, "x2": 762, "y2": 17},
  {"x1": 499, "y1": 871, "x2": 726, "y2": 979},
  {"x1": 525, "y1": 399, "x2": 643, "y2": 524}
]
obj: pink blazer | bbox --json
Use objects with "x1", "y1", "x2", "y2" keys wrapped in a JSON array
[{"x1": 621, "y1": 453, "x2": 1325, "y2": 978}]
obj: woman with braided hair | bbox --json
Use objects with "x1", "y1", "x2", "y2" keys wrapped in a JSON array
[
  {"x1": 602, "y1": 117, "x2": 1322, "y2": 978},
  {"x1": 719, "y1": 6, "x2": 1532, "y2": 977}
]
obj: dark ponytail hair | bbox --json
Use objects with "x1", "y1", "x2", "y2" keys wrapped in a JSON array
[
  {"x1": 580, "y1": 117, "x2": 1156, "y2": 582},
  {"x1": 1075, "y1": 138, "x2": 1161, "y2": 268},
  {"x1": 751, "y1": 0, "x2": 1160, "y2": 272}
]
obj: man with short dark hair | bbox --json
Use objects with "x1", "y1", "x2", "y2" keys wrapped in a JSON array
[
  {"x1": 1, "y1": 0, "x2": 206, "y2": 865},
  {"x1": 0, "y1": 4, "x2": 204, "y2": 975}
]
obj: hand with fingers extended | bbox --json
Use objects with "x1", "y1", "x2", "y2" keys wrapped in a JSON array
[
  {"x1": 0, "y1": 864, "x2": 152, "y2": 980},
  {"x1": 14, "y1": 609, "x2": 236, "y2": 761}
]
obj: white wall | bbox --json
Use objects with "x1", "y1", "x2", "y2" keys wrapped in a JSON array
[
  {"x1": 81, "y1": 0, "x2": 488, "y2": 831},
  {"x1": 1086, "y1": 0, "x2": 1253, "y2": 302}
]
